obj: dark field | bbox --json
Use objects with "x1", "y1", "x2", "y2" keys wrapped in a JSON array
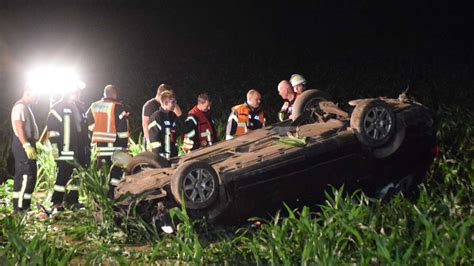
[
  {"x1": 0, "y1": 1, "x2": 473, "y2": 264},
  {"x1": 0, "y1": 55, "x2": 472, "y2": 264}
]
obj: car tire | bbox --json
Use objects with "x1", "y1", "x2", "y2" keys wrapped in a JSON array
[
  {"x1": 125, "y1": 152, "x2": 170, "y2": 175},
  {"x1": 373, "y1": 117, "x2": 406, "y2": 158},
  {"x1": 171, "y1": 160, "x2": 220, "y2": 210},
  {"x1": 350, "y1": 99, "x2": 396, "y2": 147},
  {"x1": 290, "y1": 89, "x2": 331, "y2": 122}
]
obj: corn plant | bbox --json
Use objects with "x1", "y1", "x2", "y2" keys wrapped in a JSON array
[
  {"x1": 35, "y1": 140, "x2": 57, "y2": 205},
  {"x1": 0, "y1": 179, "x2": 14, "y2": 215},
  {"x1": 0, "y1": 215, "x2": 77, "y2": 265},
  {"x1": 74, "y1": 148, "x2": 118, "y2": 235},
  {"x1": 128, "y1": 136, "x2": 145, "y2": 157},
  {"x1": 0, "y1": 77, "x2": 472, "y2": 264},
  {"x1": 165, "y1": 205, "x2": 204, "y2": 263}
]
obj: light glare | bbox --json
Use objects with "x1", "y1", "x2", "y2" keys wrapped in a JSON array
[{"x1": 27, "y1": 65, "x2": 86, "y2": 95}]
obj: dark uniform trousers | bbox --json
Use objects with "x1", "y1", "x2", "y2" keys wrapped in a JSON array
[
  {"x1": 96, "y1": 142, "x2": 125, "y2": 199},
  {"x1": 12, "y1": 136, "x2": 37, "y2": 211},
  {"x1": 51, "y1": 160, "x2": 80, "y2": 206}
]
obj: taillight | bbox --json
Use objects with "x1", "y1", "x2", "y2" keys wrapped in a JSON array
[{"x1": 430, "y1": 146, "x2": 440, "y2": 157}]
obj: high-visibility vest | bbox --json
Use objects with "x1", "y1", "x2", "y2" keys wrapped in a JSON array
[
  {"x1": 88, "y1": 99, "x2": 127, "y2": 143},
  {"x1": 147, "y1": 111, "x2": 177, "y2": 159},
  {"x1": 183, "y1": 106, "x2": 216, "y2": 151},
  {"x1": 47, "y1": 100, "x2": 88, "y2": 161},
  {"x1": 231, "y1": 103, "x2": 265, "y2": 137}
]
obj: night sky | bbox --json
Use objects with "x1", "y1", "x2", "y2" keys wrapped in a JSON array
[{"x1": 1, "y1": 0, "x2": 473, "y2": 130}]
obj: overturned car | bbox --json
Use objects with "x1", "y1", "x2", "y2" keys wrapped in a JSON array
[{"x1": 114, "y1": 90, "x2": 436, "y2": 224}]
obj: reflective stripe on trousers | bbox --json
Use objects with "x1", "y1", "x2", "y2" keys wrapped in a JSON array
[{"x1": 12, "y1": 175, "x2": 31, "y2": 208}]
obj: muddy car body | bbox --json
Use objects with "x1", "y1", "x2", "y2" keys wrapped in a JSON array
[{"x1": 115, "y1": 90, "x2": 436, "y2": 223}]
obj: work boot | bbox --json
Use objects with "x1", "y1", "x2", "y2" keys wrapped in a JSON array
[
  {"x1": 67, "y1": 202, "x2": 85, "y2": 210},
  {"x1": 51, "y1": 204, "x2": 65, "y2": 214}
]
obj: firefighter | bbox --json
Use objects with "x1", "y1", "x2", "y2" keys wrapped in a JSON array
[
  {"x1": 182, "y1": 93, "x2": 217, "y2": 152},
  {"x1": 10, "y1": 87, "x2": 39, "y2": 212},
  {"x1": 86, "y1": 85, "x2": 130, "y2": 198},
  {"x1": 142, "y1": 84, "x2": 182, "y2": 147},
  {"x1": 277, "y1": 80, "x2": 296, "y2": 121},
  {"x1": 148, "y1": 90, "x2": 180, "y2": 159},
  {"x1": 290, "y1": 74, "x2": 307, "y2": 95},
  {"x1": 226, "y1": 89, "x2": 266, "y2": 140},
  {"x1": 46, "y1": 89, "x2": 89, "y2": 210}
]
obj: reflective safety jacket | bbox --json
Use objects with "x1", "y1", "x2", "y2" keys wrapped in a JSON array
[
  {"x1": 226, "y1": 102, "x2": 265, "y2": 140},
  {"x1": 148, "y1": 108, "x2": 179, "y2": 159},
  {"x1": 86, "y1": 98, "x2": 129, "y2": 157},
  {"x1": 182, "y1": 106, "x2": 217, "y2": 151},
  {"x1": 278, "y1": 97, "x2": 296, "y2": 121},
  {"x1": 47, "y1": 99, "x2": 89, "y2": 164}
]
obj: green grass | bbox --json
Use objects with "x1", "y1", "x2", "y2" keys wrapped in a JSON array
[
  {"x1": 0, "y1": 46, "x2": 470, "y2": 264},
  {"x1": 34, "y1": 141, "x2": 57, "y2": 205},
  {"x1": 0, "y1": 105, "x2": 472, "y2": 264}
]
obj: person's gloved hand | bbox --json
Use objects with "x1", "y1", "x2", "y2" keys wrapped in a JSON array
[
  {"x1": 51, "y1": 144, "x2": 59, "y2": 159},
  {"x1": 146, "y1": 142, "x2": 153, "y2": 152},
  {"x1": 22, "y1": 143, "x2": 37, "y2": 160}
]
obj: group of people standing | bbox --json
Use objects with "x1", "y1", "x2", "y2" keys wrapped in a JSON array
[
  {"x1": 9, "y1": 73, "x2": 309, "y2": 213},
  {"x1": 10, "y1": 85, "x2": 130, "y2": 212}
]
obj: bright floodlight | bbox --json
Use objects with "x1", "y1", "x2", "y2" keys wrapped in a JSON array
[{"x1": 27, "y1": 65, "x2": 85, "y2": 95}]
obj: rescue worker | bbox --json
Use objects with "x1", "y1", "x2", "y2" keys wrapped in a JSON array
[
  {"x1": 277, "y1": 80, "x2": 296, "y2": 121},
  {"x1": 182, "y1": 93, "x2": 217, "y2": 152},
  {"x1": 142, "y1": 84, "x2": 182, "y2": 146},
  {"x1": 290, "y1": 74, "x2": 307, "y2": 95},
  {"x1": 87, "y1": 85, "x2": 130, "y2": 198},
  {"x1": 46, "y1": 89, "x2": 89, "y2": 210},
  {"x1": 10, "y1": 87, "x2": 39, "y2": 212},
  {"x1": 148, "y1": 90, "x2": 180, "y2": 159},
  {"x1": 226, "y1": 89, "x2": 266, "y2": 140}
]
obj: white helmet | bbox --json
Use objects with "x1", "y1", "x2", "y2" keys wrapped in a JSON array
[{"x1": 290, "y1": 74, "x2": 307, "y2": 87}]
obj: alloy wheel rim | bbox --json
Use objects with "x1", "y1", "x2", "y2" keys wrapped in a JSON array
[
  {"x1": 363, "y1": 106, "x2": 393, "y2": 140},
  {"x1": 182, "y1": 168, "x2": 215, "y2": 203}
]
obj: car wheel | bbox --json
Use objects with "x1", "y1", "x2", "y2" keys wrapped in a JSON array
[
  {"x1": 125, "y1": 152, "x2": 170, "y2": 175},
  {"x1": 373, "y1": 117, "x2": 406, "y2": 158},
  {"x1": 171, "y1": 160, "x2": 219, "y2": 210},
  {"x1": 290, "y1": 89, "x2": 331, "y2": 123},
  {"x1": 350, "y1": 99, "x2": 396, "y2": 147}
]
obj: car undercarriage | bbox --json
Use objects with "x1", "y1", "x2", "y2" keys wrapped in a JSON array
[{"x1": 114, "y1": 90, "x2": 436, "y2": 226}]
